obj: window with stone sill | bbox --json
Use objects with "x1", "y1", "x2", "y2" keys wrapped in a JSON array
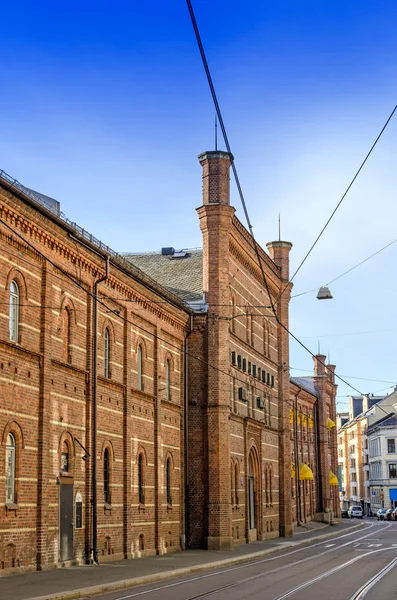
[
  {"x1": 9, "y1": 280, "x2": 19, "y2": 343},
  {"x1": 6, "y1": 433, "x2": 16, "y2": 504}
]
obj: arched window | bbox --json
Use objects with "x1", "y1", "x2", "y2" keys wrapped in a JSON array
[
  {"x1": 269, "y1": 465, "x2": 273, "y2": 507},
  {"x1": 166, "y1": 458, "x2": 172, "y2": 505},
  {"x1": 137, "y1": 345, "x2": 143, "y2": 391},
  {"x1": 9, "y1": 280, "x2": 19, "y2": 343},
  {"x1": 104, "y1": 328, "x2": 110, "y2": 378},
  {"x1": 234, "y1": 461, "x2": 239, "y2": 505},
  {"x1": 61, "y1": 440, "x2": 69, "y2": 473},
  {"x1": 265, "y1": 465, "x2": 269, "y2": 506},
  {"x1": 104, "y1": 448, "x2": 110, "y2": 504},
  {"x1": 165, "y1": 359, "x2": 171, "y2": 401},
  {"x1": 6, "y1": 433, "x2": 16, "y2": 504},
  {"x1": 230, "y1": 461, "x2": 234, "y2": 505},
  {"x1": 64, "y1": 307, "x2": 71, "y2": 363},
  {"x1": 138, "y1": 453, "x2": 144, "y2": 504}
]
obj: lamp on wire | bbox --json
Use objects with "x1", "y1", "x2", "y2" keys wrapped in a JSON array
[{"x1": 317, "y1": 286, "x2": 333, "y2": 300}]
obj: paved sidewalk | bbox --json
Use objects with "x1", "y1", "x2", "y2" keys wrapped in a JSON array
[{"x1": 0, "y1": 520, "x2": 365, "y2": 600}]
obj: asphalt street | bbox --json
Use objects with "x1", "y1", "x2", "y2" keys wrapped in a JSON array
[{"x1": 88, "y1": 520, "x2": 397, "y2": 600}]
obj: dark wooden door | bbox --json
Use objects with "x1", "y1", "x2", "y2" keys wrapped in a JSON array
[{"x1": 59, "y1": 483, "x2": 74, "y2": 561}]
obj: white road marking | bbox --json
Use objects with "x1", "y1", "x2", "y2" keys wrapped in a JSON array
[
  {"x1": 113, "y1": 525, "x2": 384, "y2": 600},
  {"x1": 349, "y1": 555, "x2": 397, "y2": 600},
  {"x1": 274, "y1": 548, "x2": 396, "y2": 600},
  {"x1": 324, "y1": 544, "x2": 335, "y2": 548}
]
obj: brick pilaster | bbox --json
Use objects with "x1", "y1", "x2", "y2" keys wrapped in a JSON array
[
  {"x1": 266, "y1": 241, "x2": 293, "y2": 537},
  {"x1": 36, "y1": 261, "x2": 53, "y2": 569}
]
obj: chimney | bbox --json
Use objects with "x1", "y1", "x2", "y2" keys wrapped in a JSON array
[
  {"x1": 313, "y1": 354, "x2": 327, "y2": 377},
  {"x1": 266, "y1": 241, "x2": 292, "y2": 282},
  {"x1": 198, "y1": 151, "x2": 233, "y2": 206}
]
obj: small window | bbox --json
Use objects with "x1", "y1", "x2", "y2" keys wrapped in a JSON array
[
  {"x1": 258, "y1": 368, "x2": 261, "y2": 380},
  {"x1": 237, "y1": 355, "x2": 242, "y2": 369},
  {"x1": 104, "y1": 328, "x2": 110, "y2": 378},
  {"x1": 248, "y1": 361, "x2": 251, "y2": 375},
  {"x1": 137, "y1": 345, "x2": 143, "y2": 391},
  {"x1": 271, "y1": 375, "x2": 275, "y2": 388},
  {"x1": 242, "y1": 358, "x2": 247, "y2": 372},
  {"x1": 165, "y1": 359, "x2": 171, "y2": 401},
  {"x1": 6, "y1": 433, "x2": 16, "y2": 504},
  {"x1": 104, "y1": 448, "x2": 110, "y2": 503},
  {"x1": 389, "y1": 463, "x2": 397, "y2": 479},
  {"x1": 61, "y1": 441, "x2": 69, "y2": 473},
  {"x1": 166, "y1": 458, "x2": 172, "y2": 505},
  {"x1": 138, "y1": 454, "x2": 144, "y2": 504},
  {"x1": 231, "y1": 351, "x2": 236, "y2": 365},
  {"x1": 63, "y1": 307, "x2": 72, "y2": 363},
  {"x1": 387, "y1": 439, "x2": 395, "y2": 454},
  {"x1": 9, "y1": 280, "x2": 19, "y2": 343},
  {"x1": 252, "y1": 364, "x2": 257, "y2": 378}
]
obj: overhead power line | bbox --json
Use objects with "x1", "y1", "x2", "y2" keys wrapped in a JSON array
[
  {"x1": 186, "y1": 0, "x2": 366, "y2": 397},
  {"x1": 277, "y1": 104, "x2": 397, "y2": 303},
  {"x1": 292, "y1": 237, "x2": 397, "y2": 299}
]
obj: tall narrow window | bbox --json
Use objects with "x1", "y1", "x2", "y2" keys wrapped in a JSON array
[
  {"x1": 137, "y1": 345, "x2": 143, "y2": 391},
  {"x1": 64, "y1": 307, "x2": 71, "y2": 363},
  {"x1": 234, "y1": 461, "x2": 239, "y2": 505},
  {"x1": 61, "y1": 441, "x2": 69, "y2": 473},
  {"x1": 263, "y1": 319, "x2": 269, "y2": 357},
  {"x1": 104, "y1": 448, "x2": 110, "y2": 504},
  {"x1": 166, "y1": 458, "x2": 172, "y2": 505},
  {"x1": 138, "y1": 453, "x2": 144, "y2": 504},
  {"x1": 230, "y1": 295, "x2": 236, "y2": 334},
  {"x1": 9, "y1": 280, "x2": 19, "y2": 342},
  {"x1": 104, "y1": 328, "x2": 110, "y2": 378},
  {"x1": 269, "y1": 465, "x2": 273, "y2": 506},
  {"x1": 6, "y1": 433, "x2": 16, "y2": 504},
  {"x1": 165, "y1": 359, "x2": 171, "y2": 401}
]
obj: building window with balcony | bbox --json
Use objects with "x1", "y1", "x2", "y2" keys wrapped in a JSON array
[
  {"x1": 387, "y1": 439, "x2": 396, "y2": 454},
  {"x1": 388, "y1": 463, "x2": 397, "y2": 479}
]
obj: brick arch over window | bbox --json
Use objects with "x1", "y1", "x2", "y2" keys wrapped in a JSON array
[
  {"x1": 1, "y1": 420, "x2": 25, "y2": 449},
  {"x1": 58, "y1": 431, "x2": 76, "y2": 475}
]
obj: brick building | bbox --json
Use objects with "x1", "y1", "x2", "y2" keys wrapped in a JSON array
[
  {"x1": 0, "y1": 173, "x2": 191, "y2": 572},
  {"x1": 0, "y1": 150, "x2": 339, "y2": 573}
]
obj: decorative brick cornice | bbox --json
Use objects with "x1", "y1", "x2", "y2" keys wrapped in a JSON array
[{"x1": 0, "y1": 197, "x2": 189, "y2": 333}]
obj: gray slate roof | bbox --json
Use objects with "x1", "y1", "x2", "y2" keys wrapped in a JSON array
[
  {"x1": 123, "y1": 249, "x2": 204, "y2": 305},
  {"x1": 290, "y1": 376, "x2": 319, "y2": 397},
  {"x1": 367, "y1": 413, "x2": 397, "y2": 433}
]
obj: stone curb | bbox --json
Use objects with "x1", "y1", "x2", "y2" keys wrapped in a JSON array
[{"x1": 29, "y1": 523, "x2": 365, "y2": 600}]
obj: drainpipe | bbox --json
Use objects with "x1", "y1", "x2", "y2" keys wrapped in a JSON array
[
  {"x1": 294, "y1": 390, "x2": 303, "y2": 524},
  {"x1": 314, "y1": 398, "x2": 322, "y2": 513},
  {"x1": 183, "y1": 314, "x2": 193, "y2": 549},
  {"x1": 92, "y1": 256, "x2": 109, "y2": 564}
]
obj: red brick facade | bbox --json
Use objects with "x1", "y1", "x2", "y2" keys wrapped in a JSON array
[
  {"x1": 0, "y1": 152, "x2": 339, "y2": 573},
  {"x1": 0, "y1": 178, "x2": 190, "y2": 572}
]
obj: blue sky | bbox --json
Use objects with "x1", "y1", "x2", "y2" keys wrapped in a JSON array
[{"x1": 1, "y1": 1, "x2": 396, "y2": 408}]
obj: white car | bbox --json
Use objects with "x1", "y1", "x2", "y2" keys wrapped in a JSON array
[{"x1": 348, "y1": 506, "x2": 363, "y2": 518}]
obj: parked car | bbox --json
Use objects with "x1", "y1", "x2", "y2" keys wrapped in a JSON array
[
  {"x1": 348, "y1": 506, "x2": 363, "y2": 518},
  {"x1": 341, "y1": 508, "x2": 349, "y2": 518},
  {"x1": 385, "y1": 508, "x2": 393, "y2": 521},
  {"x1": 377, "y1": 508, "x2": 387, "y2": 520},
  {"x1": 392, "y1": 508, "x2": 397, "y2": 520}
]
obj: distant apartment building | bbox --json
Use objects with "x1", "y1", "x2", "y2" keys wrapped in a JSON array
[
  {"x1": 337, "y1": 392, "x2": 397, "y2": 515},
  {"x1": 367, "y1": 412, "x2": 397, "y2": 511}
]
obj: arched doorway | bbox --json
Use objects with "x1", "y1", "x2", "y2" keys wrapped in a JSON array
[{"x1": 248, "y1": 451, "x2": 257, "y2": 539}]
